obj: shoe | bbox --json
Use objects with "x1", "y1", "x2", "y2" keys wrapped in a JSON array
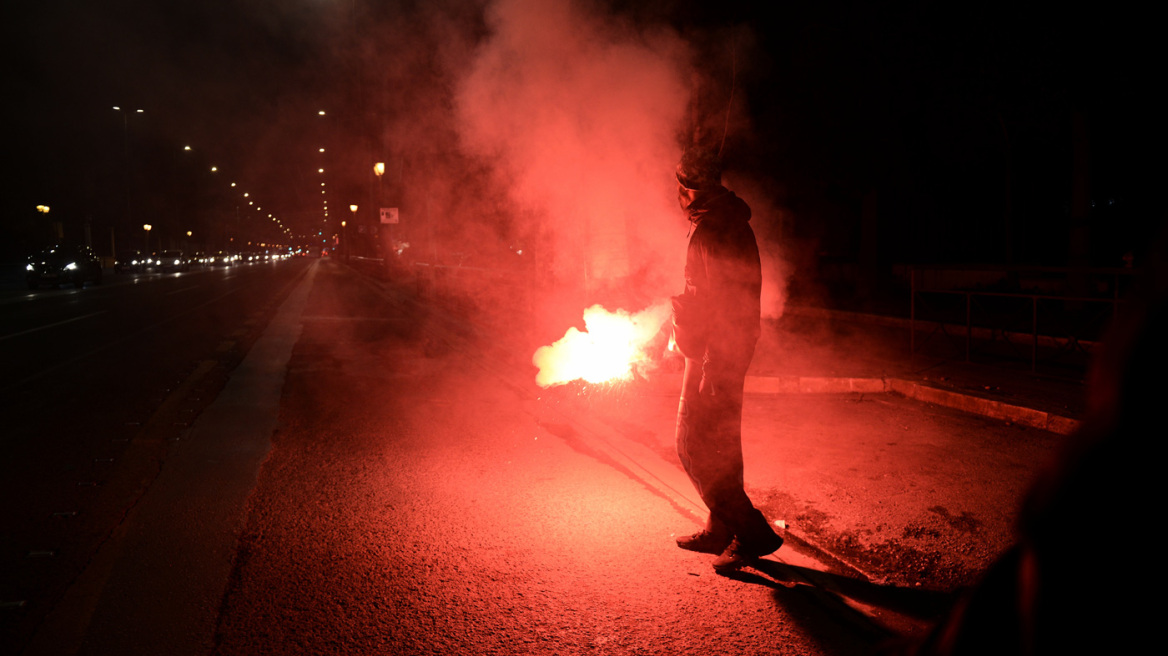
[
  {"x1": 712, "y1": 534, "x2": 783, "y2": 573},
  {"x1": 676, "y1": 530, "x2": 732, "y2": 554},
  {"x1": 751, "y1": 531, "x2": 784, "y2": 558}
]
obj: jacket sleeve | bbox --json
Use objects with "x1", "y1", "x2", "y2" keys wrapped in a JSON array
[{"x1": 671, "y1": 232, "x2": 711, "y2": 359}]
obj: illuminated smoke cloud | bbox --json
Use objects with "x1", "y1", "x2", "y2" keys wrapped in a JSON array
[
  {"x1": 441, "y1": 0, "x2": 791, "y2": 384},
  {"x1": 455, "y1": 0, "x2": 691, "y2": 302}
]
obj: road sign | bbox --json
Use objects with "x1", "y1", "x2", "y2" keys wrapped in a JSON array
[{"x1": 380, "y1": 208, "x2": 399, "y2": 224}]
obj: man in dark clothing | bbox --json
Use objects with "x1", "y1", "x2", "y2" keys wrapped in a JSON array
[{"x1": 670, "y1": 148, "x2": 783, "y2": 573}]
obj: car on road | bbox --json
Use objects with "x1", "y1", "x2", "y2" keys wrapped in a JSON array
[
  {"x1": 137, "y1": 252, "x2": 159, "y2": 271},
  {"x1": 157, "y1": 250, "x2": 191, "y2": 272},
  {"x1": 26, "y1": 244, "x2": 103, "y2": 289},
  {"x1": 208, "y1": 251, "x2": 234, "y2": 267},
  {"x1": 115, "y1": 250, "x2": 147, "y2": 273}
]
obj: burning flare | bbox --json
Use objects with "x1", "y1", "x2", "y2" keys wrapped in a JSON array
[{"x1": 533, "y1": 302, "x2": 670, "y2": 388}]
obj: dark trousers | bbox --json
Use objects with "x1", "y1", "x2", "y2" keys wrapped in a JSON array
[{"x1": 675, "y1": 357, "x2": 776, "y2": 545}]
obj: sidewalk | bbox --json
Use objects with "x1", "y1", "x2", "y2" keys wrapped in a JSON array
[{"x1": 747, "y1": 305, "x2": 1088, "y2": 435}]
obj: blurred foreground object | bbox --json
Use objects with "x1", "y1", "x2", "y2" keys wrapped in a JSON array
[{"x1": 908, "y1": 228, "x2": 1166, "y2": 655}]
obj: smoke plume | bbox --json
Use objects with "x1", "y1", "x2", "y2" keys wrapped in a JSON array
[{"x1": 455, "y1": 0, "x2": 691, "y2": 310}]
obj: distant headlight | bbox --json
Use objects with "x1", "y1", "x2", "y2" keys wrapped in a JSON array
[
  {"x1": 65, "y1": 262, "x2": 78, "y2": 270},
  {"x1": 26, "y1": 263, "x2": 34, "y2": 271}
]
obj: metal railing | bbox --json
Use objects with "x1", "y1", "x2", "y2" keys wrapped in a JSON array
[{"x1": 909, "y1": 265, "x2": 1133, "y2": 372}]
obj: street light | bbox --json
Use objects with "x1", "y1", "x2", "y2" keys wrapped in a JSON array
[
  {"x1": 36, "y1": 205, "x2": 58, "y2": 243},
  {"x1": 346, "y1": 205, "x2": 357, "y2": 262},
  {"x1": 143, "y1": 223, "x2": 152, "y2": 253},
  {"x1": 373, "y1": 162, "x2": 387, "y2": 250}
]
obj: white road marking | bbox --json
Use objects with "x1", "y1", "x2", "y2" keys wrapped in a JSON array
[{"x1": 0, "y1": 311, "x2": 107, "y2": 342}]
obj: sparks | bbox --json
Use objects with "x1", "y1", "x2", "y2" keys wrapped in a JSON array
[{"x1": 533, "y1": 302, "x2": 669, "y2": 388}]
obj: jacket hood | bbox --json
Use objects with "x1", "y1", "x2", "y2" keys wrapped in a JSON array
[{"x1": 685, "y1": 185, "x2": 751, "y2": 227}]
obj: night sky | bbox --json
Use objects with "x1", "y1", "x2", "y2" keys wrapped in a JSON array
[{"x1": 4, "y1": 0, "x2": 1161, "y2": 270}]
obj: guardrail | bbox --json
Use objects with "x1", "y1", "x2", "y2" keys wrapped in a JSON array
[{"x1": 909, "y1": 265, "x2": 1134, "y2": 372}]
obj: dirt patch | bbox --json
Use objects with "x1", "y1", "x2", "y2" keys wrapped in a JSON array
[{"x1": 757, "y1": 490, "x2": 999, "y2": 593}]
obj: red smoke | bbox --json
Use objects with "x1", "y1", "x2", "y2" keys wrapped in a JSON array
[{"x1": 455, "y1": 0, "x2": 691, "y2": 304}]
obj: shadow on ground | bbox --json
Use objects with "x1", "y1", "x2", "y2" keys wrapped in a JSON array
[{"x1": 719, "y1": 559, "x2": 957, "y2": 654}]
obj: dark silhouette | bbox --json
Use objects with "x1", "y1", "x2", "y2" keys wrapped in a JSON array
[{"x1": 670, "y1": 146, "x2": 784, "y2": 572}]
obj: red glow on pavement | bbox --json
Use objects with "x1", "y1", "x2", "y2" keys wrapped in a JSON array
[{"x1": 533, "y1": 303, "x2": 669, "y2": 387}]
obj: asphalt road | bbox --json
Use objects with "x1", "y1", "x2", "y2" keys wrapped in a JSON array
[
  {"x1": 1, "y1": 257, "x2": 1070, "y2": 654},
  {"x1": 210, "y1": 260, "x2": 883, "y2": 656},
  {"x1": 0, "y1": 258, "x2": 311, "y2": 653}
]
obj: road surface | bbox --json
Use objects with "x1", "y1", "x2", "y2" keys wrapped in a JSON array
[{"x1": 2, "y1": 258, "x2": 1069, "y2": 654}]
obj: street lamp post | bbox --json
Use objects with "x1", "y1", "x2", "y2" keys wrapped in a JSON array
[
  {"x1": 143, "y1": 224, "x2": 152, "y2": 254},
  {"x1": 373, "y1": 162, "x2": 386, "y2": 257},
  {"x1": 347, "y1": 204, "x2": 357, "y2": 262}
]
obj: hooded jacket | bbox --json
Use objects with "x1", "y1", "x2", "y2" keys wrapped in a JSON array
[{"x1": 672, "y1": 186, "x2": 762, "y2": 367}]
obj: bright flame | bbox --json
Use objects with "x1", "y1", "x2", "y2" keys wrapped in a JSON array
[{"x1": 533, "y1": 302, "x2": 669, "y2": 388}]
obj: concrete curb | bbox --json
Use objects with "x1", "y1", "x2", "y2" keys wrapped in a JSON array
[
  {"x1": 883, "y1": 378, "x2": 1081, "y2": 436},
  {"x1": 652, "y1": 372, "x2": 1082, "y2": 436},
  {"x1": 744, "y1": 374, "x2": 1081, "y2": 436}
]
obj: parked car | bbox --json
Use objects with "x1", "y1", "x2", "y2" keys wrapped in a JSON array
[{"x1": 26, "y1": 244, "x2": 103, "y2": 289}]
